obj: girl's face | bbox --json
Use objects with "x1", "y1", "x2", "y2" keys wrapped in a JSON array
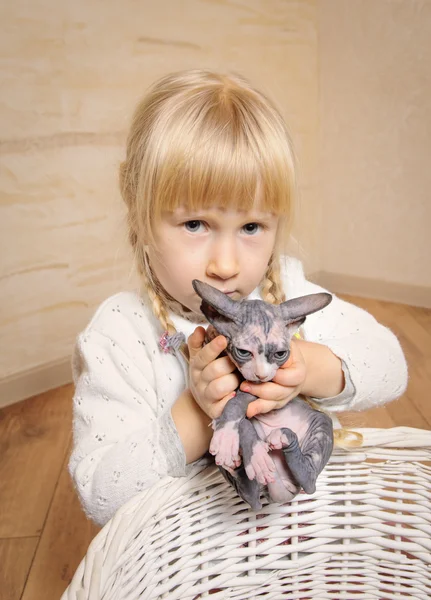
[{"x1": 148, "y1": 202, "x2": 280, "y2": 316}]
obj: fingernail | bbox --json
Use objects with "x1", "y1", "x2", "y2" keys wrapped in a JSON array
[{"x1": 242, "y1": 385, "x2": 250, "y2": 393}]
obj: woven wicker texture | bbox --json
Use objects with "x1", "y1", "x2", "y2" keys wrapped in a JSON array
[{"x1": 62, "y1": 427, "x2": 431, "y2": 600}]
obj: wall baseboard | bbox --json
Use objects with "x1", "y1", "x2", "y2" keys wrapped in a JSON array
[
  {"x1": 0, "y1": 357, "x2": 72, "y2": 409},
  {"x1": 311, "y1": 271, "x2": 431, "y2": 309}
]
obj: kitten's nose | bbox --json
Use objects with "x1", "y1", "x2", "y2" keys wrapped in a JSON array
[
  {"x1": 255, "y1": 369, "x2": 272, "y2": 382},
  {"x1": 254, "y1": 359, "x2": 273, "y2": 382},
  {"x1": 256, "y1": 374, "x2": 271, "y2": 382}
]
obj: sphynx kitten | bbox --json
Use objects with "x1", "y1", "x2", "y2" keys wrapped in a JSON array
[{"x1": 192, "y1": 280, "x2": 334, "y2": 510}]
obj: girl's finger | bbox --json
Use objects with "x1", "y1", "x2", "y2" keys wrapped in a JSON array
[
  {"x1": 246, "y1": 399, "x2": 278, "y2": 418},
  {"x1": 272, "y1": 366, "x2": 305, "y2": 387},
  {"x1": 187, "y1": 327, "x2": 206, "y2": 359},
  {"x1": 191, "y1": 335, "x2": 227, "y2": 370},
  {"x1": 240, "y1": 381, "x2": 294, "y2": 402},
  {"x1": 206, "y1": 373, "x2": 240, "y2": 402},
  {"x1": 202, "y1": 355, "x2": 237, "y2": 381}
]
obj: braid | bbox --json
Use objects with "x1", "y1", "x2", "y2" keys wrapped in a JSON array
[
  {"x1": 132, "y1": 239, "x2": 190, "y2": 360},
  {"x1": 260, "y1": 255, "x2": 286, "y2": 305},
  {"x1": 142, "y1": 268, "x2": 177, "y2": 336}
]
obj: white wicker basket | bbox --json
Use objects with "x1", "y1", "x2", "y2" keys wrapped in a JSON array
[{"x1": 62, "y1": 427, "x2": 431, "y2": 600}]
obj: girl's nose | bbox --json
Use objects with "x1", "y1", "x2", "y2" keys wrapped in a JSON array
[{"x1": 206, "y1": 240, "x2": 240, "y2": 280}]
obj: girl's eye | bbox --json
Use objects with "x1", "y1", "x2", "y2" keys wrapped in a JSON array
[
  {"x1": 242, "y1": 222, "x2": 261, "y2": 235},
  {"x1": 235, "y1": 348, "x2": 252, "y2": 359},
  {"x1": 275, "y1": 351, "x2": 288, "y2": 361},
  {"x1": 184, "y1": 220, "x2": 204, "y2": 233}
]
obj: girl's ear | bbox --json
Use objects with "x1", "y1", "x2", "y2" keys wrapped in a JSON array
[
  {"x1": 280, "y1": 292, "x2": 332, "y2": 325},
  {"x1": 192, "y1": 280, "x2": 241, "y2": 324}
]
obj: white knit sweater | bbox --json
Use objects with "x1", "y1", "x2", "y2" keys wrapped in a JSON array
[{"x1": 69, "y1": 257, "x2": 408, "y2": 525}]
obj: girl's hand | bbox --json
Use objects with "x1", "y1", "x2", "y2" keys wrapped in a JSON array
[
  {"x1": 188, "y1": 327, "x2": 240, "y2": 420},
  {"x1": 240, "y1": 339, "x2": 307, "y2": 418}
]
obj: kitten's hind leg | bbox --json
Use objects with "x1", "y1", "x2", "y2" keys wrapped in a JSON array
[
  {"x1": 267, "y1": 413, "x2": 333, "y2": 495},
  {"x1": 210, "y1": 391, "x2": 255, "y2": 470},
  {"x1": 239, "y1": 418, "x2": 276, "y2": 486}
]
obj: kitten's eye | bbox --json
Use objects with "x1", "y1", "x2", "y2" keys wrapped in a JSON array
[
  {"x1": 242, "y1": 222, "x2": 261, "y2": 235},
  {"x1": 235, "y1": 348, "x2": 252, "y2": 359},
  {"x1": 184, "y1": 220, "x2": 204, "y2": 233},
  {"x1": 274, "y1": 351, "x2": 288, "y2": 361}
]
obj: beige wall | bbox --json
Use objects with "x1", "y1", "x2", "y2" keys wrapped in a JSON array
[
  {"x1": 0, "y1": 1, "x2": 319, "y2": 387},
  {"x1": 318, "y1": 0, "x2": 431, "y2": 293},
  {"x1": 1, "y1": 0, "x2": 430, "y2": 401}
]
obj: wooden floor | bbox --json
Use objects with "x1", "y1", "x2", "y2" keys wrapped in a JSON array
[{"x1": 1, "y1": 296, "x2": 430, "y2": 600}]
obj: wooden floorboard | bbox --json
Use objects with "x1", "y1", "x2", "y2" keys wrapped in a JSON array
[
  {"x1": 0, "y1": 538, "x2": 39, "y2": 600},
  {"x1": 0, "y1": 296, "x2": 429, "y2": 600},
  {"x1": 0, "y1": 386, "x2": 72, "y2": 539},
  {"x1": 21, "y1": 444, "x2": 99, "y2": 600}
]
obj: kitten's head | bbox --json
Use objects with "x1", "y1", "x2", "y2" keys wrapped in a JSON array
[{"x1": 192, "y1": 280, "x2": 332, "y2": 383}]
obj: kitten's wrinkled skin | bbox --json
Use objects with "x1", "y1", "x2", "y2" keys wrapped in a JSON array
[{"x1": 192, "y1": 279, "x2": 334, "y2": 510}]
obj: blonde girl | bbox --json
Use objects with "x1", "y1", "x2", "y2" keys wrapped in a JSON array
[{"x1": 70, "y1": 70, "x2": 407, "y2": 526}]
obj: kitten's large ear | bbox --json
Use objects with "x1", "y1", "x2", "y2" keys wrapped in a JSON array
[
  {"x1": 192, "y1": 280, "x2": 241, "y2": 324},
  {"x1": 280, "y1": 292, "x2": 332, "y2": 326}
]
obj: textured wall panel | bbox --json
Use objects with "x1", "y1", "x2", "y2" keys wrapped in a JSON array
[{"x1": 0, "y1": 0, "x2": 319, "y2": 379}]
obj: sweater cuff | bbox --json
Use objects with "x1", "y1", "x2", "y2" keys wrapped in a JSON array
[
  {"x1": 159, "y1": 410, "x2": 187, "y2": 477},
  {"x1": 309, "y1": 359, "x2": 356, "y2": 409}
]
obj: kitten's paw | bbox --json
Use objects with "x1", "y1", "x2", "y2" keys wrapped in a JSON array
[
  {"x1": 267, "y1": 429, "x2": 290, "y2": 450},
  {"x1": 209, "y1": 422, "x2": 241, "y2": 469},
  {"x1": 245, "y1": 440, "x2": 276, "y2": 485}
]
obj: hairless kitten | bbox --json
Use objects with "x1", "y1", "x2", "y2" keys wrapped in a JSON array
[{"x1": 192, "y1": 279, "x2": 334, "y2": 510}]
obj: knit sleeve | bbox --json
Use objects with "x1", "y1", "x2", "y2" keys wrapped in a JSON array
[
  {"x1": 284, "y1": 259, "x2": 408, "y2": 412},
  {"x1": 69, "y1": 329, "x2": 187, "y2": 526}
]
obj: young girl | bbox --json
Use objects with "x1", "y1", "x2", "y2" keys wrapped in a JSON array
[{"x1": 70, "y1": 69, "x2": 408, "y2": 527}]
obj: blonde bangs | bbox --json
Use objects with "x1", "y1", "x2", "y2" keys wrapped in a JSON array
[
  {"x1": 155, "y1": 124, "x2": 294, "y2": 216},
  {"x1": 131, "y1": 77, "x2": 295, "y2": 243}
]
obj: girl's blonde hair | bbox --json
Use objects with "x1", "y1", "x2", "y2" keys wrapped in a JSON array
[{"x1": 120, "y1": 69, "x2": 296, "y2": 332}]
